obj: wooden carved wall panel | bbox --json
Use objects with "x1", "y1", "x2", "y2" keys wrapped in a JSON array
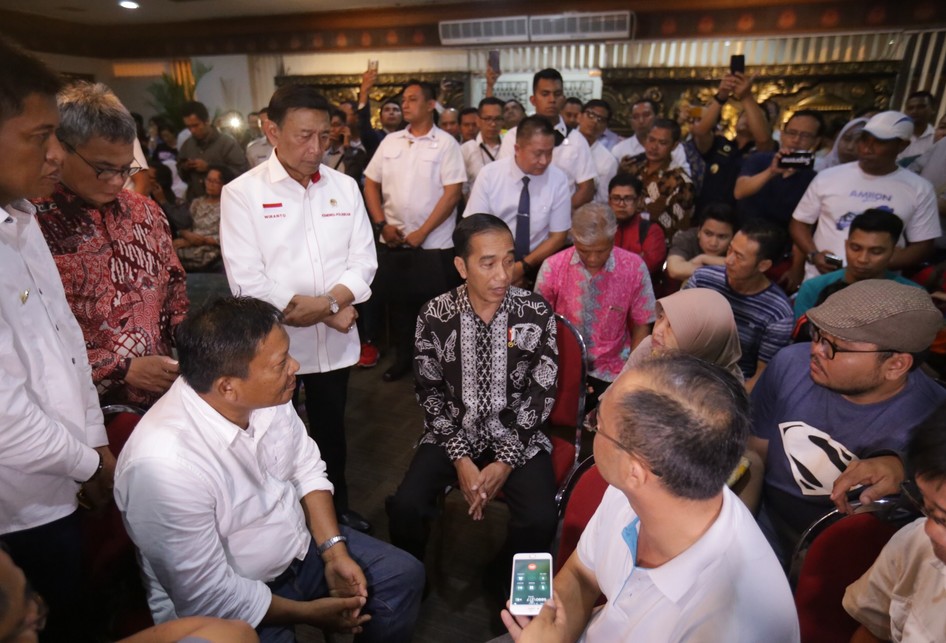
[{"x1": 603, "y1": 62, "x2": 900, "y2": 138}]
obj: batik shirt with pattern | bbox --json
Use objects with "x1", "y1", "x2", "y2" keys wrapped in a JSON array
[
  {"x1": 414, "y1": 284, "x2": 558, "y2": 468},
  {"x1": 34, "y1": 184, "x2": 188, "y2": 407},
  {"x1": 619, "y1": 152, "x2": 695, "y2": 240},
  {"x1": 536, "y1": 246, "x2": 655, "y2": 382}
]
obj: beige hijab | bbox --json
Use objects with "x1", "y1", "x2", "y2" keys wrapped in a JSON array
[{"x1": 625, "y1": 288, "x2": 744, "y2": 381}]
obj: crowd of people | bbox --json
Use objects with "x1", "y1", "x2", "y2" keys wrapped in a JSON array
[{"x1": 2, "y1": 31, "x2": 946, "y2": 643}]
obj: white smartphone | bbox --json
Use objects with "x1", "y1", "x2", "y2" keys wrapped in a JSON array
[
  {"x1": 509, "y1": 552, "x2": 553, "y2": 616},
  {"x1": 368, "y1": 59, "x2": 379, "y2": 72}
]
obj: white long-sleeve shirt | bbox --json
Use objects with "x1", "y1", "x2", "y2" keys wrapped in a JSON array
[
  {"x1": 220, "y1": 154, "x2": 377, "y2": 374},
  {"x1": 0, "y1": 200, "x2": 105, "y2": 534},
  {"x1": 114, "y1": 378, "x2": 333, "y2": 626}
]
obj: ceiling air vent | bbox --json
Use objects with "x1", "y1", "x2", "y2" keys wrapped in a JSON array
[
  {"x1": 530, "y1": 11, "x2": 634, "y2": 42},
  {"x1": 439, "y1": 16, "x2": 530, "y2": 45}
]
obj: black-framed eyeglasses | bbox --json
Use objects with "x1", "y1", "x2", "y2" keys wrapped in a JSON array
[
  {"x1": 782, "y1": 128, "x2": 817, "y2": 142},
  {"x1": 0, "y1": 583, "x2": 48, "y2": 643},
  {"x1": 583, "y1": 408, "x2": 661, "y2": 476},
  {"x1": 583, "y1": 110, "x2": 609, "y2": 124},
  {"x1": 608, "y1": 194, "x2": 636, "y2": 204},
  {"x1": 900, "y1": 480, "x2": 946, "y2": 528},
  {"x1": 59, "y1": 138, "x2": 142, "y2": 181},
  {"x1": 808, "y1": 323, "x2": 893, "y2": 361}
]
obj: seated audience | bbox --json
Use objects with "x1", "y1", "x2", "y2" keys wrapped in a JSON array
[
  {"x1": 609, "y1": 173, "x2": 667, "y2": 275},
  {"x1": 683, "y1": 219, "x2": 793, "y2": 387},
  {"x1": 148, "y1": 162, "x2": 191, "y2": 234},
  {"x1": 814, "y1": 116, "x2": 866, "y2": 171},
  {"x1": 665, "y1": 203, "x2": 737, "y2": 283},
  {"x1": 174, "y1": 165, "x2": 232, "y2": 272},
  {"x1": 501, "y1": 354, "x2": 799, "y2": 642},
  {"x1": 618, "y1": 117, "x2": 695, "y2": 240},
  {"x1": 749, "y1": 279, "x2": 946, "y2": 562},
  {"x1": 575, "y1": 99, "x2": 618, "y2": 204},
  {"x1": 33, "y1": 81, "x2": 188, "y2": 408},
  {"x1": 623, "y1": 287, "x2": 743, "y2": 382},
  {"x1": 843, "y1": 402, "x2": 946, "y2": 642},
  {"x1": 114, "y1": 297, "x2": 423, "y2": 642},
  {"x1": 793, "y1": 209, "x2": 922, "y2": 320},
  {"x1": 536, "y1": 202, "x2": 655, "y2": 404},
  {"x1": 178, "y1": 100, "x2": 247, "y2": 200},
  {"x1": 791, "y1": 111, "x2": 941, "y2": 281},
  {"x1": 0, "y1": 38, "x2": 115, "y2": 642},
  {"x1": 387, "y1": 215, "x2": 558, "y2": 595}
]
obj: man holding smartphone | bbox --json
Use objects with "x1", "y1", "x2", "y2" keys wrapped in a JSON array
[{"x1": 501, "y1": 354, "x2": 798, "y2": 642}]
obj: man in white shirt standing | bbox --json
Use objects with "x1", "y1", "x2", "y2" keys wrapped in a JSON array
[
  {"x1": 790, "y1": 110, "x2": 941, "y2": 281},
  {"x1": 464, "y1": 116, "x2": 571, "y2": 287},
  {"x1": 501, "y1": 354, "x2": 799, "y2": 643},
  {"x1": 0, "y1": 37, "x2": 115, "y2": 642},
  {"x1": 364, "y1": 79, "x2": 467, "y2": 382},
  {"x1": 221, "y1": 84, "x2": 377, "y2": 533},
  {"x1": 498, "y1": 68, "x2": 596, "y2": 210},
  {"x1": 899, "y1": 90, "x2": 937, "y2": 166},
  {"x1": 576, "y1": 99, "x2": 619, "y2": 204},
  {"x1": 460, "y1": 96, "x2": 504, "y2": 195},
  {"x1": 611, "y1": 98, "x2": 691, "y2": 177},
  {"x1": 114, "y1": 297, "x2": 423, "y2": 643}
]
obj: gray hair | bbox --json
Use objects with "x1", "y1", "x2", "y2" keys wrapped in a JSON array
[
  {"x1": 571, "y1": 202, "x2": 617, "y2": 245},
  {"x1": 57, "y1": 82, "x2": 136, "y2": 147}
]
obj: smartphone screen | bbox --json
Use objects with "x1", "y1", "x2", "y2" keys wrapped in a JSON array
[
  {"x1": 730, "y1": 54, "x2": 745, "y2": 74},
  {"x1": 488, "y1": 50, "x2": 501, "y2": 75},
  {"x1": 509, "y1": 554, "x2": 553, "y2": 615},
  {"x1": 368, "y1": 59, "x2": 379, "y2": 72}
]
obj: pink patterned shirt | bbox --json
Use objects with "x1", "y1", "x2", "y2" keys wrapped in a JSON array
[{"x1": 536, "y1": 246, "x2": 655, "y2": 381}]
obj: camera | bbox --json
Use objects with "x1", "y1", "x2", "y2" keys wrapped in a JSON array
[{"x1": 778, "y1": 151, "x2": 814, "y2": 169}]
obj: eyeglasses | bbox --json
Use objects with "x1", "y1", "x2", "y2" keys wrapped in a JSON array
[
  {"x1": 0, "y1": 584, "x2": 48, "y2": 643},
  {"x1": 782, "y1": 128, "x2": 817, "y2": 142},
  {"x1": 808, "y1": 323, "x2": 893, "y2": 360},
  {"x1": 583, "y1": 111, "x2": 609, "y2": 124},
  {"x1": 584, "y1": 408, "x2": 662, "y2": 476},
  {"x1": 900, "y1": 480, "x2": 946, "y2": 528},
  {"x1": 608, "y1": 195, "x2": 636, "y2": 204},
  {"x1": 60, "y1": 139, "x2": 142, "y2": 181}
]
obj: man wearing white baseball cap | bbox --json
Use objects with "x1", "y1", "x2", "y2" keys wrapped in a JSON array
[{"x1": 790, "y1": 110, "x2": 941, "y2": 281}]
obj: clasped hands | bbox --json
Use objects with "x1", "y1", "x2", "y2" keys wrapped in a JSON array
[
  {"x1": 282, "y1": 295, "x2": 357, "y2": 332},
  {"x1": 455, "y1": 457, "x2": 513, "y2": 520}
]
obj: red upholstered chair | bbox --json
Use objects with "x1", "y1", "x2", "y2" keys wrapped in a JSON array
[
  {"x1": 548, "y1": 314, "x2": 589, "y2": 505},
  {"x1": 791, "y1": 499, "x2": 907, "y2": 643},
  {"x1": 81, "y1": 405, "x2": 154, "y2": 638},
  {"x1": 554, "y1": 457, "x2": 608, "y2": 573}
]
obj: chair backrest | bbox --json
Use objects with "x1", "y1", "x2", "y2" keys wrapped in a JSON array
[
  {"x1": 548, "y1": 314, "x2": 587, "y2": 431},
  {"x1": 555, "y1": 456, "x2": 608, "y2": 573},
  {"x1": 793, "y1": 502, "x2": 906, "y2": 643}
]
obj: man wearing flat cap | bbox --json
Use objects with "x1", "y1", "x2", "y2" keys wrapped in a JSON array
[{"x1": 748, "y1": 279, "x2": 946, "y2": 561}]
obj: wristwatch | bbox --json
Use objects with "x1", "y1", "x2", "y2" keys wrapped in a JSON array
[
  {"x1": 318, "y1": 534, "x2": 348, "y2": 555},
  {"x1": 372, "y1": 220, "x2": 387, "y2": 236},
  {"x1": 323, "y1": 293, "x2": 340, "y2": 315},
  {"x1": 807, "y1": 250, "x2": 820, "y2": 263}
]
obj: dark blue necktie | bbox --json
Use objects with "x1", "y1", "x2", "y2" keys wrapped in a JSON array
[{"x1": 515, "y1": 176, "x2": 531, "y2": 261}]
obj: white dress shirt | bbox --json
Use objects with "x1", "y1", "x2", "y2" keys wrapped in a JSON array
[
  {"x1": 463, "y1": 156, "x2": 571, "y2": 252},
  {"x1": 363, "y1": 125, "x2": 467, "y2": 250},
  {"x1": 498, "y1": 117, "x2": 597, "y2": 195},
  {"x1": 898, "y1": 123, "x2": 935, "y2": 165},
  {"x1": 577, "y1": 485, "x2": 799, "y2": 642},
  {"x1": 114, "y1": 378, "x2": 333, "y2": 626},
  {"x1": 611, "y1": 134, "x2": 692, "y2": 177},
  {"x1": 589, "y1": 139, "x2": 619, "y2": 204},
  {"x1": 461, "y1": 132, "x2": 501, "y2": 195},
  {"x1": 0, "y1": 201, "x2": 105, "y2": 534},
  {"x1": 221, "y1": 153, "x2": 377, "y2": 374}
]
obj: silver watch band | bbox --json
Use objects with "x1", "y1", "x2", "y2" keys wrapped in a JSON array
[{"x1": 317, "y1": 534, "x2": 348, "y2": 555}]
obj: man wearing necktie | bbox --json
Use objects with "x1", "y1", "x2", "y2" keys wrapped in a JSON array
[{"x1": 464, "y1": 116, "x2": 570, "y2": 287}]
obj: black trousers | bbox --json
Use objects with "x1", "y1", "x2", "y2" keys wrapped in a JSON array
[
  {"x1": 301, "y1": 367, "x2": 352, "y2": 512},
  {"x1": 1, "y1": 511, "x2": 83, "y2": 643},
  {"x1": 366, "y1": 247, "x2": 460, "y2": 366},
  {"x1": 387, "y1": 444, "x2": 558, "y2": 569}
]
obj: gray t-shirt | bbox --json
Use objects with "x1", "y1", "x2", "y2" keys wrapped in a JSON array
[{"x1": 669, "y1": 228, "x2": 702, "y2": 260}]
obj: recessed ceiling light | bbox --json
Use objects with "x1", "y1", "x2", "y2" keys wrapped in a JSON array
[{"x1": 119, "y1": 1, "x2": 140, "y2": 9}]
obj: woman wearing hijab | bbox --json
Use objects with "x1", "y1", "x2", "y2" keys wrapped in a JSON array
[
  {"x1": 622, "y1": 287, "x2": 743, "y2": 381},
  {"x1": 814, "y1": 117, "x2": 867, "y2": 172}
]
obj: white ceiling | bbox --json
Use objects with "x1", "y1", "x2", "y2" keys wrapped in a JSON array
[{"x1": 2, "y1": 0, "x2": 480, "y2": 25}]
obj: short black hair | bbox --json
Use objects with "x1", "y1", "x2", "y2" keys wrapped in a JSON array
[
  {"x1": 738, "y1": 218, "x2": 787, "y2": 264},
  {"x1": 787, "y1": 109, "x2": 826, "y2": 137},
  {"x1": 907, "y1": 402, "x2": 946, "y2": 484},
  {"x1": 453, "y1": 213, "x2": 512, "y2": 260},
  {"x1": 907, "y1": 90, "x2": 936, "y2": 107},
  {"x1": 267, "y1": 84, "x2": 331, "y2": 127},
  {"x1": 176, "y1": 297, "x2": 284, "y2": 394},
  {"x1": 478, "y1": 96, "x2": 504, "y2": 112},
  {"x1": 583, "y1": 98, "x2": 612, "y2": 121},
  {"x1": 504, "y1": 99, "x2": 525, "y2": 112},
  {"x1": 0, "y1": 36, "x2": 63, "y2": 125},
  {"x1": 181, "y1": 100, "x2": 210, "y2": 123},
  {"x1": 380, "y1": 97, "x2": 401, "y2": 110},
  {"x1": 612, "y1": 353, "x2": 750, "y2": 500},
  {"x1": 849, "y1": 208, "x2": 904, "y2": 241},
  {"x1": 516, "y1": 115, "x2": 556, "y2": 143},
  {"x1": 330, "y1": 108, "x2": 346, "y2": 122},
  {"x1": 532, "y1": 68, "x2": 563, "y2": 94},
  {"x1": 460, "y1": 107, "x2": 478, "y2": 119},
  {"x1": 564, "y1": 97, "x2": 583, "y2": 109},
  {"x1": 206, "y1": 164, "x2": 235, "y2": 185},
  {"x1": 608, "y1": 172, "x2": 643, "y2": 195},
  {"x1": 698, "y1": 203, "x2": 739, "y2": 231},
  {"x1": 403, "y1": 79, "x2": 435, "y2": 102},
  {"x1": 632, "y1": 98, "x2": 661, "y2": 116},
  {"x1": 650, "y1": 117, "x2": 681, "y2": 143}
]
